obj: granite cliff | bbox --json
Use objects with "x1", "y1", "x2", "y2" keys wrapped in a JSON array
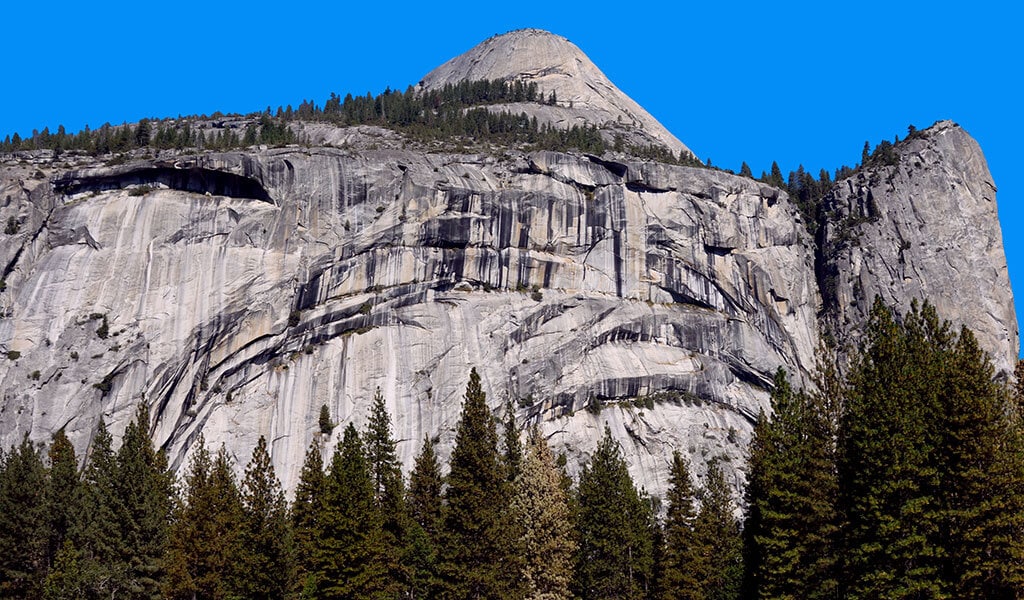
[{"x1": 0, "y1": 30, "x2": 1014, "y2": 499}]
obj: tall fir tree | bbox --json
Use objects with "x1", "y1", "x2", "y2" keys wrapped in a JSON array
[
  {"x1": 238, "y1": 436, "x2": 293, "y2": 600},
  {"x1": 45, "y1": 430, "x2": 80, "y2": 573},
  {"x1": 575, "y1": 425, "x2": 654, "y2": 600},
  {"x1": 409, "y1": 434, "x2": 443, "y2": 542},
  {"x1": 408, "y1": 434, "x2": 443, "y2": 597},
  {"x1": 838, "y1": 299, "x2": 947, "y2": 598},
  {"x1": 365, "y1": 387, "x2": 399, "y2": 500},
  {"x1": 0, "y1": 435, "x2": 49, "y2": 599},
  {"x1": 510, "y1": 427, "x2": 577, "y2": 600},
  {"x1": 364, "y1": 387, "x2": 412, "y2": 597},
  {"x1": 316, "y1": 424, "x2": 389, "y2": 599},
  {"x1": 439, "y1": 368, "x2": 521, "y2": 599},
  {"x1": 114, "y1": 403, "x2": 174, "y2": 599},
  {"x1": 691, "y1": 462, "x2": 742, "y2": 600},
  {"x1": 658, "y1": 451, "x2": 701, "y2": 600},
  {"x1": 72, "y1": 419, "x2": 126, "y2": 599},
  {"x1": 743, "y1": 368, "x2": 839, "y2": 599},
  {"x1": 938, "y1": 327, "x2": 1024, "y2": 596},
  {"x1": 291, "y1": 439, "x2": 326, "y2": 597},
  {"x1": 502, "y1": 400, "x2": 523, "y2": 483},
  {"x1": 164, "y1": 440, "x2": 244, "y2": 600},
  {"x1": 43, "y1": 540, "x2": 86, "y2": 600}
]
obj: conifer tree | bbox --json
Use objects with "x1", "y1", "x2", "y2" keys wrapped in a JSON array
[
  {"x1": 0, "y1": 435, "x2": 49, "y2": 599},
  {"x1": 45, "y1": 430, "x2": 80, "y2": 573},
  {"x1": 502, "y1": 401, "x2": 523, "y2": 483},
  {"x1": 939, "y1": 327, "x2": 1024, "y2": 596},
  {"x1": 238, "y1": 436, "x2": 293, "y2": 600},
  {"x1": 164, "y1": 440, "x2": 244, "y2": 600},
  {"x1": 43, "y1": 540, "x2": 86, "y2": 600},
  {"x1": 742, "y1": 368, "x2": 839, "y2": 599},
  {"x1": 72, "y1": 419, "x2": 125, "y2": 598},
  {"x1": 839, "y1": 299, "x2": 947, "y2": 598},
  {"x1": 291, "y1": 439, "x2": 325, "y2": 596},
  {"x1": 575, "y1": 425, "x2": 653, "y2": 599},
  {"x1": 114, "y1": 404, "x2": 174, "y2": 599},
  {"x1": 409, "y1": 434, "x2": 443, "y2": 541},
  {"x1": 438, "y1": 367, "x2": 521, "y2": 599},
  {"x1": 316, "y1": 424, "x2": 389, "y2": 598},
  {"x1": 407, "y1": 434, "x2": 443, "y2": 597},
  {"x1": 365, "y1": 387, "x2": 400, "y2": 500},
  {"x1": 658, "y1": 451, "x2": 700, "y2": 599},
  {"x1": 691, "y1": 462, "x2": 742, "y2": 600},
  {"x1": 364, "y1": 388, "x2": 413, "y2": 597},
  {"x1": 768, "y1": 161, "x2": 785, "y2": 189},
  {"x1": 510, "y1": 427, "x2": 577, "y2": 599}
]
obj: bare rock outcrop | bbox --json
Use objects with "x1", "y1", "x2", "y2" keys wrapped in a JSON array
[
  {"x1": 420, "y1": 29, "x2": 691, "y2": 159},
  {"x1": 819, "y1": 121, "x2": 1017, "y2": 378},
  {"x1": 0, "y1": 141, "x2": 816, "y2": 497}
]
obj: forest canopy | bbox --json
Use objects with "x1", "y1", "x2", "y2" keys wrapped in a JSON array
[{"x1": 2, "y1": 299, "x2": 1022, "y2": 599}]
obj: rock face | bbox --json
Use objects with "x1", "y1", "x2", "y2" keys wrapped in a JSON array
[
  {"x1": 0, "y1": 141, "x2": 817, "y2": 496},
  {"x1": 420, "y1": 29, "x2": 692, "y2": 159},
  {"x1": 0, "y1": 34, "x2": 1015, "y2": 503},
  {"x1": 819, "y1": 121, "x2": 1017, "y2": 377}
]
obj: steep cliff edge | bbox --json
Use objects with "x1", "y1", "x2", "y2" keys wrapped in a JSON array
[
  {"x1": 819, "y1": 121, "x2": 1017, "y2": 378},
  {"x1": 0, "y1": 33, "x2": 1015, "y2": 501},
  {"x1": 0, "y1": 136, "x2": 820, "y2": 494}
]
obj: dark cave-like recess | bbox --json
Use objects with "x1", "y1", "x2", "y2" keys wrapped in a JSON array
[{"x1": 55, "y1": 166, "x2": 273, "y2": 202}]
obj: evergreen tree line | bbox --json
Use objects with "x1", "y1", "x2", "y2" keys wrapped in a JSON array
[
  {"x1": 3, "y1": 298, "x2": 1022, "y2": 599},
  {"x1": 744, "y1": 298, "x2": 1024, "y2": 599},
  {"x1": 0, "y1": 114, "x2": 297, "y2": 157},
  {"x1": 739, "y1": 125, "x2": 920, "y2": 236},
  {"x1": 0, "y1": 79, "x2": 705, "y2": 162},
  {"x1": 0, "y1": 373, "x2": 742, "y2": 599}
]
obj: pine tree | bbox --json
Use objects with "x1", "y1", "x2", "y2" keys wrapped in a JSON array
[
  {"x1": 691, "y1": 462, "x2": 742, "y2": 600},
  {"x1": 134, "y1": 119, "x2": 151, "y2": 147},
  {"x1": 43, "y1": 540, "x2": 86, "y2": 600},
  {"x1": 365, "y1": 387, "x2": 399, "y2": 500},
  {"x1": 510, "y1": 427, "x2": 577, "y2": 599},
  {"x1": 114, "y1": 403, "x2": 174, "y2": 599},
  {"x1": 939, "y1": 327, "x2": 1024, "y2": 596},
  {"x1": 768, "y1": 161, "x2": 785, "y2": 189},
  {"x1": 0, "y1": 435, "x2": 49, "y2": 599},
  {"x1": 743, "y1": 368, "x2": 839, "y2": 599},
  {"x1": 72, "y1": 419, "x2": 125, "y2": 598},
  {"x1": 238, "y1": 436, "x2": 293, "y2": 600},
  {"x1": 319, "y1": 404, "x2": 334, "y2": 434},
  {"x1": 408, "y1": 434, "x2": 443, "y2": 597},
  {"x1": 438, "y1": 367, "x2": 521, "y2": 599},
  {"x1": 164, "y1": 440, "x2": 244, "y2": 600},
  {"x1": 409, "y1": 434, "x2": 443, "y2": 541},
  {"x1": 739, "y1": 162, "x2": 753, "y2": 179},
  {"x1": 291, "y1": 439, "x2": 325, "y2": 596},
  {"x1": 839, "y1": 299, "x2": 947, "y2": 598},
  {"x1": 364, "y1": 387, "x2": 412, "y2": 597},
  {"x1": 575, "y1": 425, "x2": 653, "y2": 599},
  {"x1": 316, "y1": 424, "x2": 389, "y2": 599},
  {"x1": 502, "y1": 401, "x2": 523, "y2": 483},
  {"x1": 45, "y1": 430, "x2": 80, "y2": 573},
  {"x1": 658, "y1": 451, "x2": 701, "y2": 599}
]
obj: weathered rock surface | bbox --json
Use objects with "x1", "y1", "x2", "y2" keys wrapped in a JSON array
[
  {"x1": 0, "y1": 138, "x2": 821, "y2": 495},
  {"x1": 820, "y1": 121, "x2": 1017, "y2": 378},
  {"x1": 0, "y1": 35, "x2": 1015, "y2": 504},
  {"x1": 420, "y1": 29, "x2": 692, "y2": 159}
]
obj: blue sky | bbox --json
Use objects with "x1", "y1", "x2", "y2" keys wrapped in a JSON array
[{"x1": 4, "y1": 1, "x2": 1021, "y2": 352}]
